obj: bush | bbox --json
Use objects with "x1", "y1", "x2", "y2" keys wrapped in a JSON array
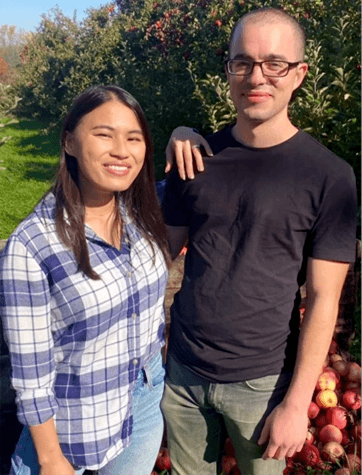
[{"x1": 11, "y1": 0, "x2": 361, "y2": 182}]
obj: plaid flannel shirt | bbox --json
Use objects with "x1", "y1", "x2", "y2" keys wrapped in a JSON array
[{"x1": 0, "y1": 193, "x2": 168, "y2": 470}]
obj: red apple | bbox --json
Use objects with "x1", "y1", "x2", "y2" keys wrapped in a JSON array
[
  {"x1": 333, "y1": 360, "x2": 350, "y2": 378},
  {"x1": 341, "y1": 428, "x2": 350, "y2": 446},
  {"x1": 334, "y1": 469, "x2": 351, "y2": 475},
  {"x1": 342, "y1": 390, "x2": 361, "y2": 410},
  {"x1": 221, "y1": 455, "x2": 237, "y2": 473},
  {"x1": 330, "y1": 354, "x2": 343, "y2": 364},
  {"x1": 315, "y1": 411, "x2": 328, "y2": 428},
  {"x1": 308, "y1": 401, "x2": 320, "y2": 419},
  {"x1": 156, "y1": 447, "x2": 171, "y2": 471},
  {"x1": 321, "y1": 441, "x2": 344, "y2": 463},
  {"x1": 326, "y1": 406, "x2": 348, "y2": 429},
  {"x1": 224, "y1": 437, "x2": 236, "y2": 457},
  {"x1": 343, "y1": 381, "x2": 361, "y2": 392},
  {"x1": 295, "y1": 443, "x2": 320, "y2": 467},
  {"x1": 346, "y1": 362, "x2": 361, "y2": 382},
  {"x1": 319, "y1": 424, "x2": 343, "y2": 444},
  {"x1": 328, "y1": 340, "x2": 339, "y2": 355},
  {"x1": 343, "y1": 453, "x2": 361, "y2": 471}
]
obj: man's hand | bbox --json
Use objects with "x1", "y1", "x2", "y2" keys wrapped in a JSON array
[
  {"x1": 165, "y1": 126, "x2": 213, "y2": 180},
  {"x1": 258, "y1": 401, "x2": 308, "y2": 460},
  {"x1": 39, "y1": 454, "x2": 76, "y2": 475}
]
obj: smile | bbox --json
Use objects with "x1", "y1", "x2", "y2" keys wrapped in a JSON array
[
  {"x1": 104, "y1": 164, "x2": 131, "y2": 176},
  {"x1": 245, "y1": 93, "x2": 271, "y2": 103}
]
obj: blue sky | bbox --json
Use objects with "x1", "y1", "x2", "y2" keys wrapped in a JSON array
[{"x1": 0, "y1": 0, "x2": 108, "y2": 32}]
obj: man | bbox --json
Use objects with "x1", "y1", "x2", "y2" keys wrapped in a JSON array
[{"x1": 161, "y1": 7, "x2": 357, "y2": 475}]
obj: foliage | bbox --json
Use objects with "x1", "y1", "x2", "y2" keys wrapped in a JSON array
[
  {"x1": 0, "y1": 83, "x2": 21, "y2": 146},
  {"x1": 9, "y1": 0, "x2": 361, "y2": 185},
  {"x1": 0, "y1": 25, "x2": 28, "y2": 69}
]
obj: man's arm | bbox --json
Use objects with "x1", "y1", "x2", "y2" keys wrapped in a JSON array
[
  {"x1": 258, "y1": 257, "x2": 350, "y2": 461},
  {"x1": 165, "y1": 127, "x2": 213, "y2": 180},
  {"x1": 166, "y1": 225, "x2": 189, "y2": 261}
]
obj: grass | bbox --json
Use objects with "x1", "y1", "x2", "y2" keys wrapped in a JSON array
[{"x1": 0, "y1": 118, "x2": 61, "y2": 239}]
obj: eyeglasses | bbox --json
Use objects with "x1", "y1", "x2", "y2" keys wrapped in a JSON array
[{"x1": 225, "y1": 59, "x2": 301, "y2": 78}]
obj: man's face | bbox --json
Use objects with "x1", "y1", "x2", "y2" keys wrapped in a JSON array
[{"x1": 227, "y1": 20, "x2": 308, "y2": 127}]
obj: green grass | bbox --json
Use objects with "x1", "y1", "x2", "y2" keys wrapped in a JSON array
[{"x1": 0, "y1": 118, "x2": 60, "y2": 239}]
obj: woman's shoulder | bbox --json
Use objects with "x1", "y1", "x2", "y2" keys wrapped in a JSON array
[{"x1": 3, "y1": 193, "x2": 57, "y2": 255}]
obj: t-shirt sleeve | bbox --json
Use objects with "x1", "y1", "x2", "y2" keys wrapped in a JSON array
[
  {"x1": 162, "y1": 167, "x2": 191, "y2": 227},
  {"x1": 308, "y1": 163, "x2": 357, "y2": 262}
]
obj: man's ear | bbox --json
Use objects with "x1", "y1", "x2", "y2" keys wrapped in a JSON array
[{"x1": 293, "y1": 62, "x2": 309, "y2": 91}]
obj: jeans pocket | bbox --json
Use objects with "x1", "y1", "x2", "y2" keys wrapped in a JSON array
[
  {"x1": 244, "y1": 371, "x2": 292, "y2": 392},
  {"x1": 144, "y1": 352, "x2": 165, "y2": 391}
]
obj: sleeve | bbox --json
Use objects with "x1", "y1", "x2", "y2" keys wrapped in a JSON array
[
  {"x1": 162, "y1": 167, "x2": 192, "y2": 227},
  {"x1": 0, "y1": 235, "x2": 59, "y2": 426},
  {"x1": 308, "y1": 163, "x2": 357, "y2": 263}
]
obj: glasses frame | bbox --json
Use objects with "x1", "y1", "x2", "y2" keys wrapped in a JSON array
[{"x1": 225, "y1": 59, "x2": 302, "y2": 78}]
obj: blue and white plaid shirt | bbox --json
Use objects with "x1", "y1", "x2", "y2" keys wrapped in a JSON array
[{"x1": 0, "y1": 193, "x2": 168, "y2": 470}]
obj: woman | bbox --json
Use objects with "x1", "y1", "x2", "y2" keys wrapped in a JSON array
[{"x1": 0, "y1": 85, "x2": 170, "y2": 475}]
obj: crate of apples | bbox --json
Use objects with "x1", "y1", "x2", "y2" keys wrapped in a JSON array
[{"x1": 285, "y1": 339, "x2": 361, "y2": 475}]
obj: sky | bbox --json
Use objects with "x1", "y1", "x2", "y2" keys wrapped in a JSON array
[{"x1": 0, "y1": 0, "x2": 108, "y2": 32}]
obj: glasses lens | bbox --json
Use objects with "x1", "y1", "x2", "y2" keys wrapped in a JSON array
[
  {"x1": 229, "y1": 60, "x2": 252, "y2": 75},
  {"x1": 263, "y1": 61, "x2": 289, "y2": 76}
]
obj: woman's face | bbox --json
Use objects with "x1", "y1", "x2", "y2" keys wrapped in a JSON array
[{"x1": 66, "y1": 100, "x2": 146, "y2": 205}]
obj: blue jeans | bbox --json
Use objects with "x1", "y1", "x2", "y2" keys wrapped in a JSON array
[
  {"x1": 10, "y1": 351, "x2": 165, "y2": 475},
  {"x1": 161, "y1": 354, "x2": 292, "y2": 475}
]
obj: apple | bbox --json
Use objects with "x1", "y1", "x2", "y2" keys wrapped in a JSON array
[
  {"x1": 319, "y1": 424, "x2": 343, "y2": 444},
  {"x1": 296, "y1": 443, "x2": 320, "y2": 467},
  {"x1": 326, "y1": 406, "x2": 348, "y2": 429},
  {"x1": 315, "y1": 411, "x2": 328, "y2": 428},
  {"x1": 316, "y1": 372, "x2": 337, "y2": 391},
  {"x1": 221, "y1": 455, "x2": 237, "y2": 473},
  {"x1": 342, "y1": 390, "x2": 361, "y2": 410},
  {"x1": 316, "y1": 389, "x2": 338, "y2": 408},
  {"x1": 306, "y1": 430, "x2": 314, "y2": 445},
  {"x1": 333, "y1": 360, "x2": 350, "y2": 378},
  {"x1": 308, "y1": 401, "x2": 320, "y2": 419},
  {"x1": 324, "y1": 367, "x2": 342, "y2": 387},
  {"x1": 224, "y1": 437, "x2": 236, "y2": 457},
  {"x1": 156, "y1": 447, "x2": 171, "y2": 471},
  {"x1": 321, "y1": 441, "x2": 344, "y2": 463},
  {"x1": 330, "y1": 354, "x2": 343, "y2": 364},
  {"x1": 334, "y1": 469, "x2": 351, "y2": 475},
  {"x1": 343, "y1": 381, "x2": 361, "y2": 392},
  {"x1": 346, "y1": 362, "x2": 361, "y2": 382},
  {"x1": 341, "y1": 428, "x2": 350, "y2": 446},
  {"x1": 343, "y1": 453, "x2": 361, "y2": 472},
  {"x1": 328, "y1": 339, "x2": 339, "y2": 355}
]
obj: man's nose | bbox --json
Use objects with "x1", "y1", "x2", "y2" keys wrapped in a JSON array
[{"x1": 248, "y1": 63, "x2": 268, "y2": 85}]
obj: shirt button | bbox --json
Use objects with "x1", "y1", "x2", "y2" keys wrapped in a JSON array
[
  {"x1": 131, "y1": 313, "x2": 137, "y2": 319},
  {"x1": 132, "y1": 359, "x2": 138, "y2": 365},
  {"x1": 127, "y1": 272, "x2": 132, "y2": 278}
]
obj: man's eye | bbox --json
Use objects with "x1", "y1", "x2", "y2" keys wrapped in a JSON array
[
  {"x1": 96, "y1": 133, "x2": 111, "y2": 137},
  {"x1": 267, "y1": 62, "x2": 283, "y2": 70}
]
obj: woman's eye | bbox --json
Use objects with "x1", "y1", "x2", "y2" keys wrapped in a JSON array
[{"x1": 96, "y1": 133, "x2": 111, "y2": 137}]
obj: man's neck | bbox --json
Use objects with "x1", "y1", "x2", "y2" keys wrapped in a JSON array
[{"x1": 232, "y1": 116, "x2": 299, "y2": 149}]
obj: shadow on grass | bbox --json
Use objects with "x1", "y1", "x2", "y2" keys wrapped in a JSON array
[
  {"x1": 24, "y1": 161, "x2": 58, "y2": 182},
  {"x1": 12, "y1": 118, "x2": 61, "y2": 158}
]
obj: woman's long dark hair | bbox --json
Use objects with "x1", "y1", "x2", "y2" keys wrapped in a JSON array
[{"x1": 51, "y1": 85, "x2": 171, "y2": 279}]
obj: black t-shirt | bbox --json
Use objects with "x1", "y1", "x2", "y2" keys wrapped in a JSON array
[{"x1": 163, "y1": 126, "x2": 357, "y2": 383}]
